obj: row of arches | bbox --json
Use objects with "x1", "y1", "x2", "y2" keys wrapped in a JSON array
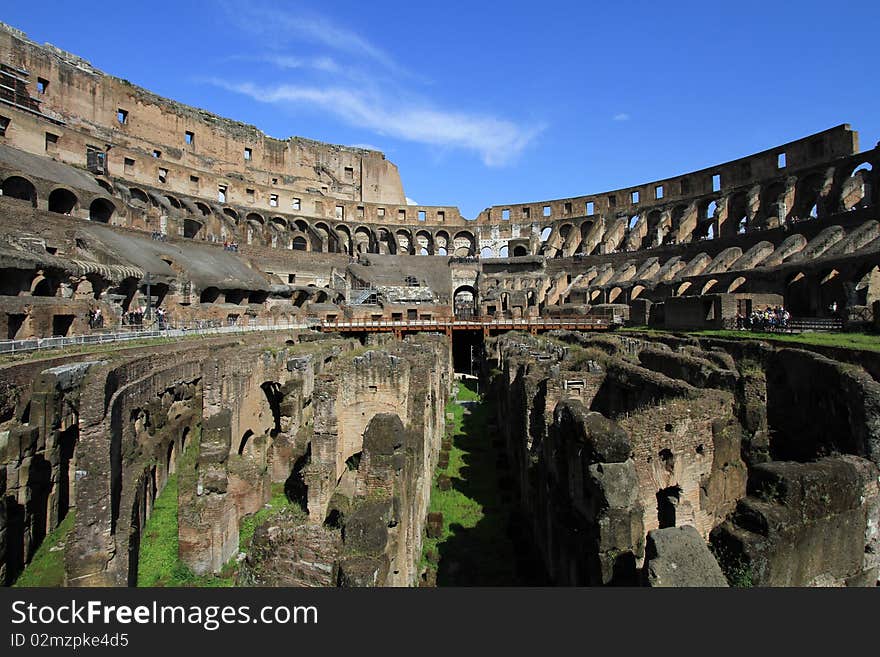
[
  {"x1": 537, "y1": 160, "x2": 877, "y2": 259},
  {"x1": 1, "y1": 174, "x2": 117, "y2": 223}
]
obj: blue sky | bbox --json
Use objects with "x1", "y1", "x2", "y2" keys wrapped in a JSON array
[{"x1": 3, "y1": 1, "x2": 877, "y2": 217}]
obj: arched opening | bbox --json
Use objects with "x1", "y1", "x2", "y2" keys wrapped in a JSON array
[
  {"x1": 701, "y1": 279, "x2": 718, "y2": 295},
  {"x1": 513, "y1": 245, "x2": 528, "y2": 257},
  {"x1": 657, "y1": 485, "x2": 681, "y2": 529},
  {"x1": 129, "y1": 187, "x2": 150, "y2": 206},
  {"x1": 200, "y1": 287, "x2": 221, "y2": 303},
  {"x1": 728, "y1": 276, "x2": 746, "y2": 293},
  {"x1": 292, "y1": 236, "x2": 308, "y2": 251},
  {"x1": 223, "y1": 207, "x2": 239, "y2": 223},
  {"x1": 628, "y1": 215, "x2": 639, "y2": 231},
  {"x1": 453, "y1": 231, "x2": 475, "y2": 257},
  {"x1": 454, "y1": 285, "x2": 478, "y2": 319},
  {"x1": 48, "y1": 188, "x2": 78, "y2": 215},
  {"x1": 238, "y1": 430, "x2": 254, "y2": 456},
  {"x1": 194, "y1": 201, "x2": 212, "y2": 217},
  {"x1": 499, "y1": 245, "x2": 509, "y2": 257},
  {"x1": 540, "y1": 226, "x2": 552, "y2": 242},
  {"x1": 437, "y1": 247, "x2": 448, "y2": 256},
  {"x1": 183, "y1": 218, "x2": 203, "y2": 239},
  {"x1": 1, "y1": 176, "x2": 37, "y2": 206},
  {"x1": 166, "y1": 441, "x2": 176, "y2": 476},
  {"x1": 480, "y1": 246, "x2": 494, "y2": 258},
  {"x1": 89, "y1": 198, "x2": 115, "y2": 223}
]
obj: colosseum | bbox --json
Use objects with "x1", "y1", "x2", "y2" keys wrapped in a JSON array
[{"x1": 0, "y1": 21, "x2": 878, "y2": 588}]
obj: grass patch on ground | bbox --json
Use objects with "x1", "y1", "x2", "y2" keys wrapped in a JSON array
[
  {"x1": 620, "y1": 326, "x2": 880, "y2": 352},
  {"x1": 420, "y1": 379, "x2": 529, "y2": 584},
  {"x1": 13, "y1": 511, "x2": 75, "y2": 587},
  {"x1": 136, "y1": 472, "x2": 235, "y2": 587},
  {"x1": 238, "y1": 483, "x2": 295, "y2": 550}
]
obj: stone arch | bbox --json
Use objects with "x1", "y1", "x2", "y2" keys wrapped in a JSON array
[
  {"x1": 48, "y1": 187, "x2": 78, "y2": 215},
  {"x1": 238, "y1": 430, "x2": 255, "y2": 456},
  {"x1": 792, "y1": 172, "x2": 825, "y2": 219},
  {"x1": 395, "y1": 228, "x2": 414, "y2": 254},
  {"x1": 335, "y1": 224, "x2": 352, "y2": 254},
  {"x1": 480, "y1": 246, "x2": 494, "y2": 258},
  {"x1": 194, "y1": 201, "x2": 212, "y2": 217},
  {"x1": 701, "y1": 279, "x2": 719, "y2": 295},
  {"x1": 513, "y1": 245, "x2": 529, "y2": 257},
  {"x1": 608, "y1": 286, "x2": 623, "y2": 303},
  {"x1": 759, "y1": 181, "x2": 787, "y2": 226},
  {"x1": 728, "y1": 276, "x2": 746, "y2": 293},
  {"x1": 676, "y1": 281, "x2": 692, "y2": 296},
  {"x1": 354, "y1": 226, "x2": 374, "y2": 253},
  {"x1": 453, "y1": 230, "x2": 476, "y2": 257},
  {"x1": 292, "y1": 236, "x2": 308, "y2": 251},
  {"x1": 313, "y1": 221, "x2": 334, "y2": 252},
  {"x1": 454, "y1": 285, "x2": 478, "y2": 318},
  {"x1": 223, "y1": 207, "x2": 239, "y2": 223},
  {"x1": 246, "y1": 212, "x2": 265, "y2": 226},
  {"x1": 183, "y1": 218, "x2": 203, "y2": 239},
  {"x1": 1, "y1": 174, "x2": 37, "y2": 206},
  {"x1": 89, "y1": 197, "x2": 116, "y2": 223},
  {"x1": 415, "y1": 230, "x2": 432, "y2": 255},
  {"x1": 164, "y1": 194, "x2": 183, "y2": 210},
  {"x1": 129, "y1": 187, "x2": 151, "y2": 206},
  {"x1": 499, "y1": 245, "x2": 509, "y2": 257}
]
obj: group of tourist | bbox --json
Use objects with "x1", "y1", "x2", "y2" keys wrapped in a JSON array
[
  {"x1": 735, "y1": 305, "x2": 791, "y2": 331},
  {"x1": 87, "y1": 307, "x2": 104, "y2": 329},
  {"x1": 223, "y1": 240, "x2": 239, "y2": 252},
  {"x1": 150, "y1": 231, "x2": 167, "y2": 242},
  {"x1": 123, "y1": 306, "x2": 148, "y2": 327}
]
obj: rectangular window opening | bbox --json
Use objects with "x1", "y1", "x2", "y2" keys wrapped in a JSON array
[
  {"x1": 418, "y1": 210, "x2": 426, "y2": 221},
  {"x1": 152, "y1": 150, "x2": 161, "y2": 158},
  {"x1": 185, "y1": 131, "x2": 194, "y2": 145},
  {"x1": 288, "y1": 274, "x2": 296, "y2": 284},
  {"x1": 344, "y1": 166, "x2": 354, "y2": 180},
  {"x1": 246, "y1": 188, "x2": 255, "y2": 202},
  {"x1": 777, "y1": 152, "x2": 786, "y2": 169},
  {"x1": 608, "y1": 195, "x2": 616, "y2": 207},
  {"x1": 158, "y1": 168, "x2": 168, "y2": 184},
  {"x1": 522, "y1": 207, "x2": 531, "y2": 219},
  {"x1": 190, "y1": 175, "x2": 199, "y2": 191},
  {"x1": 586, "y1": 201, "x2": 595, "y2": 215},
  {"x1": 398, "y1": 209, "x2": 406, "y2": 220},
  {"x1": 377, "y1": 207, "x2": 385, "y2": 217},
  {"x1": 123, "y1": 157, "x2": 135, "y2": 173},
  {"x1": 45, "y1": 132, "x2": 58, "y2": 150},
  {"x1": 502, "y1": 208, "x2": 510, "y2": 220},
  {"x1": 292, "y1": 198, "x2": 301, "y2": 211},
  {"x1": 335, "y1": 205, "x2": 344, "y2": 220},
  {"x1": 543, "y1": 205, "x2": 551, "y2": 217},
  {"x1": 218, "y1": 185, "x2": 228, "y2": 203},
  {"x1": 0, "y1": 116, "x2": 10, "y2": 137},
  {"x1": 631, "y1": 191, "x2": 640, "y2": 204},
  {"x1": 117, "y1": 108, "x2": 128, "y2": 124},
  {"x1": 655, "y1": 185, "x2": 664, "y2": 200},
  {"x1": 712, "y1": 174, "x2": 721, "y2": 192},
  {"x1": 244, "y1": 147, "x2": 252, "y2": 161},
  {"x1": 357, "y1": 205, "x2": 365, "y2": 218},
  {"x1": 36, "y1": 77, "x2": 49, "y2": 94},
  {"x1": 269, "y1": 194, "x2": 278, "y2": 207}
]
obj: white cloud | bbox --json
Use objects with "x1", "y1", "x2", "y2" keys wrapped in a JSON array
[
  {"x1": 213, "y1": 80, "x2": 543, "y2": 167},
  {"x1": 405, "y1": 197, "x2": 419, "y2": 206},
  {"x1": 613, "y1": 113, "x2": 631, "y2": 121}
]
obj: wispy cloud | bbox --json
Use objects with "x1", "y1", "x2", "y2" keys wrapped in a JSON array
[
  {"x1": 212, "y1": 2, "x2": 544, "y2": 166},
  {"x1": 220, "y1": 2, "x2": 406, "y2": 77},
  {"x1": 613, "y1": 112, "x2": 631, "y2": 121},
  {"x1": 212, "y1": 80, "x2": 543, "y2": 167}
]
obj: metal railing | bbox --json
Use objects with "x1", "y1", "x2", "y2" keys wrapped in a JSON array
[{"x1": 0, "y1": 321, "x2": 311, "y2": 355}]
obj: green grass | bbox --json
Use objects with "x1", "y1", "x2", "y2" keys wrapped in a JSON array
[
  {"x1": 621, "y1": 326, "x2": 880, "y2": 353},
  {"x1": 13, "y1": 511, "x2": 75, "y2": 587},
  {"x1": 136, "y1": 472, "x2": 235, "y2": 587},
  {"x1": 420, "y1": 380, "x2": 531, "y2": 585},
  {"x1": 238, "y1": 483, "x2": 295, "y2": 550}
]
